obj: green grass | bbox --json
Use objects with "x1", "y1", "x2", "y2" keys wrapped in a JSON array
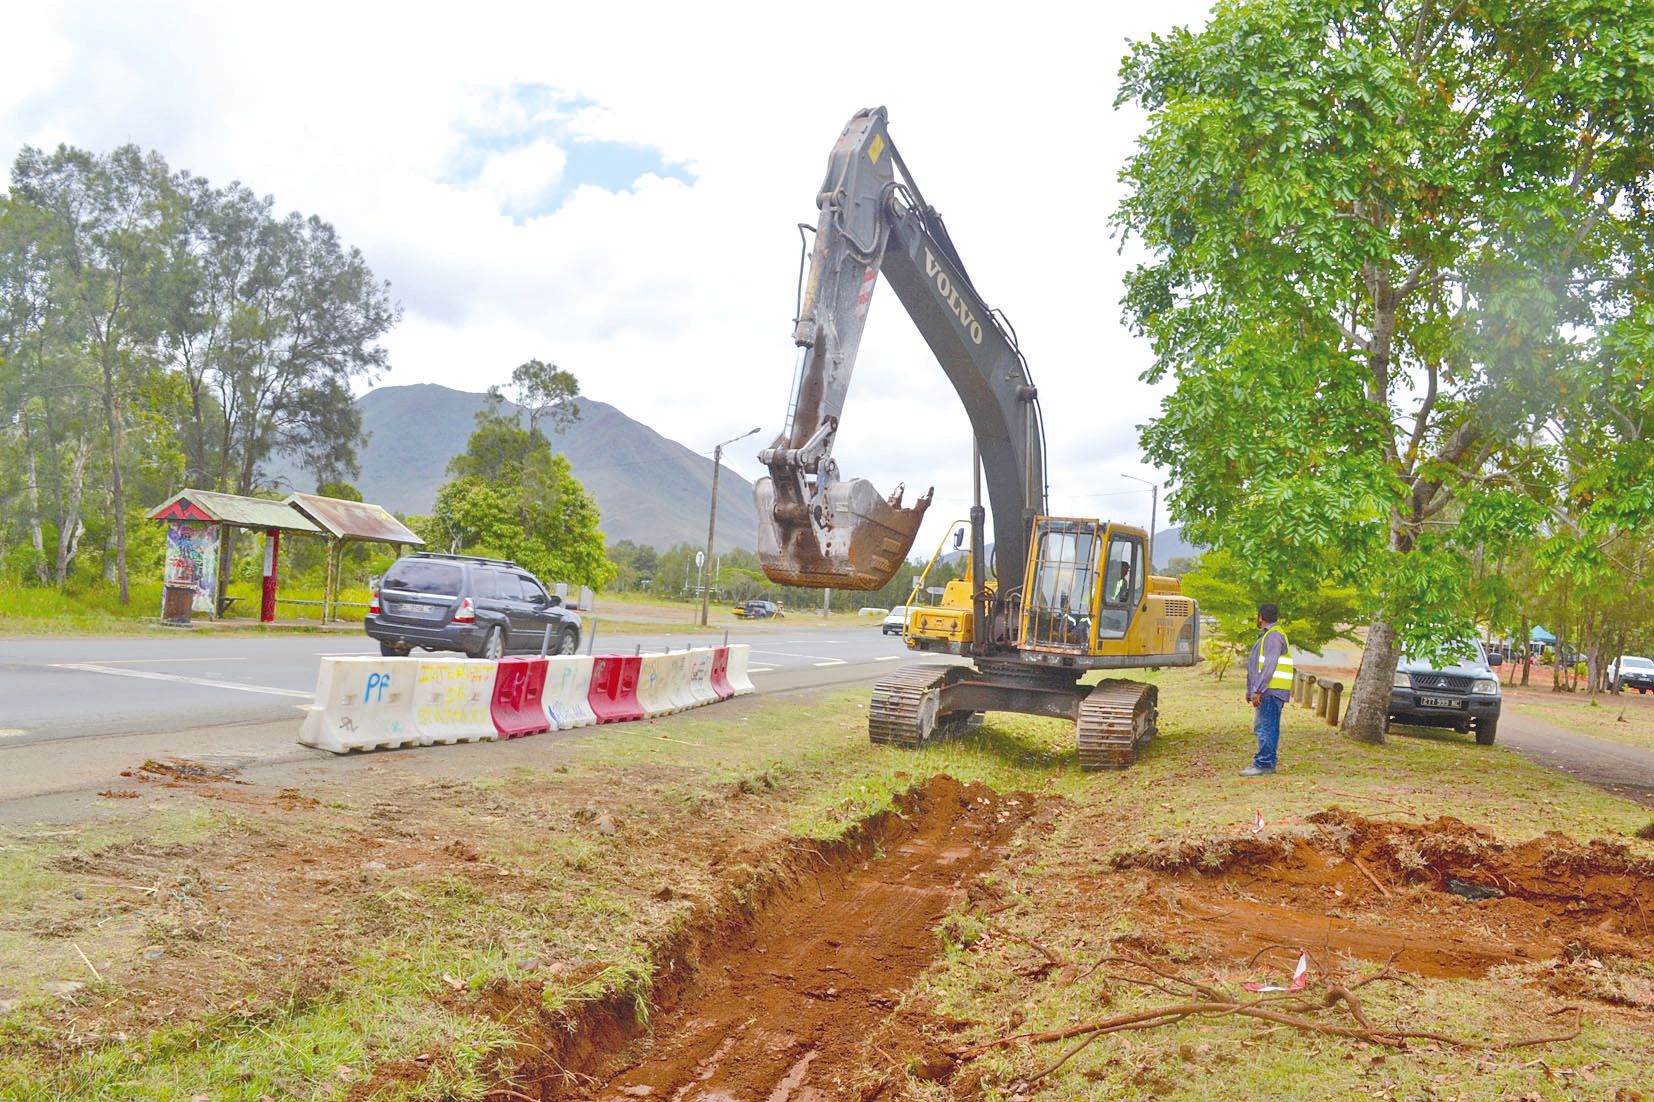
[{"x1": 0, "y1": 668, "x2": 1647, "y2": 1100}]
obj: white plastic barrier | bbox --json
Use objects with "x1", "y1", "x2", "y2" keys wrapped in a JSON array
[
  {"x1": 299, "y1": 657, "x2": 422, "y2": 753},
  {"x1": 685, "y1": 648, "x2": 718, "y2": 708},
  {"x1": 636, "y1": 652, "x2": 679, "y2": 717},
  {"x1": 543, "y1": 655, "x2": 596, "y2": 729},
  {"x1": 412, "y1": 659, "x2": 499, "y2": 744},
  {"x1": 665, "y1": 650, "x2": 699, "y2": 712},
  {"x1": 725, "y1": 644, "x2": 756, "y2": 696}
]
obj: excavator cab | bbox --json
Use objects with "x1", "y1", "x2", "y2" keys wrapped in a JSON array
[{"x1": 1018, "y1": 519, "x2": 1151, "y2": 657}]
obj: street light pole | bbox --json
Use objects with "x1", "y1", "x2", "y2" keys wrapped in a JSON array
[
  {"x1": 1121, "y1": 473, "x2": 1159, "y2": 573},
  {"x1": 701, "y1": 427, "x2": 762, "y2": 626}
]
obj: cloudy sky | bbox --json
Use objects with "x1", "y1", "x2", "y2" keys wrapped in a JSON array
[{"x1": 3, "y1": 0, "x2": 1213, "y2": 556}]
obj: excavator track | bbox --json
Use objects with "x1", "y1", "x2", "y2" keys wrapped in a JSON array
[
  {"x1": 869, "y1": 664, "x2": 974, "y2": 748},
  {"x1": 1076, "y1": 679, "x2": 1158, "y2": 770}
]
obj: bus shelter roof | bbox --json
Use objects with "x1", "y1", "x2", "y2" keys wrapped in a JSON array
[
  {"x1": 147, "y1": 489, "x2": 324, "y2": 534},
  {"x1": 285, "y1": 493, "x2": 424, "y2": 546}
]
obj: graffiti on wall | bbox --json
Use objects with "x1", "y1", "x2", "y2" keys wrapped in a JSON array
[{"x1": 164, "y1": 522, "x2": 219, "y2": 614}]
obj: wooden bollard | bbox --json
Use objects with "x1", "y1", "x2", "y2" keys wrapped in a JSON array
[
  {"x1": 1315, "y1": 683, "x2": 1329, "y2": 718},
  {"x1": 1320, "y1": 677, "x2": 1344, "y2": 726},
  {"x1": 1294, "y1": 670, "x2": 1310, "y2": 706}
]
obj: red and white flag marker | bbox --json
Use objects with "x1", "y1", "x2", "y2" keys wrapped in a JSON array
[{"x1": 1243, "y1": 950, "x2": 1310, "y2": 993}]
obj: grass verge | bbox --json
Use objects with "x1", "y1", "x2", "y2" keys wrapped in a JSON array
[{"x1": 0, "y1": 668, "x2": 1647, "y2": 1100}]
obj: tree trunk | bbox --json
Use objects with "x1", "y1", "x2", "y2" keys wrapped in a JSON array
[
  {"x1": 21, "y1": 412, "x2": 48, "y2": 585},
  {"x1": 1342, "y1": 618, "x2": 1398, "y2": 744},
  {"x1": 99, "y1": 347, "x2": 130, "y2": 604},
  {"x1": 54, "y1": 434, "x2": 90, "y2": 587}
]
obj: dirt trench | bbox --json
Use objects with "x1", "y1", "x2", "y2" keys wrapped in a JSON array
[
  {"x1": 1113, "y1": 811, "x2": 1654, "y2": 980},
  {"x1": 503, "y1": 776, "x2": 1034, "y2": 1102}
]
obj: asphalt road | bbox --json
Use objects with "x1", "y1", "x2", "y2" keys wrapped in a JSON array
[{"x1": 0, "y1": 622, "x2": 935, "y2": 821}]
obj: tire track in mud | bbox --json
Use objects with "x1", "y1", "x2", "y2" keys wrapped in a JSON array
[{"x1": 582, "y1": 776, "x2": 1034, "y2": 1101}]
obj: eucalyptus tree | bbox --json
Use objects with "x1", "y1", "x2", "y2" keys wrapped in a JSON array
[{"x1": 1115, "y1": 0, "x2": 1654, "y2": 740}]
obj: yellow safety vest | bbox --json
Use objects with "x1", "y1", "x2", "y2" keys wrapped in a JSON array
[{"x1": 1257, "y1": 625, "x2": 1294, "y2": 692}]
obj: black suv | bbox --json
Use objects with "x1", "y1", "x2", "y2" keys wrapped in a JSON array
[
  {"x1": 1388, "y1": 642, "x2": 1502, "y2": 744},
  {"x1": 365, "y1": 553, "x2": 581, "y2": 659}
]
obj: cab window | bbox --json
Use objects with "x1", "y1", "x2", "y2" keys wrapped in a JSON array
[{"x1": 1097, "y1": 534, "x2": 1144, "y2": 640}]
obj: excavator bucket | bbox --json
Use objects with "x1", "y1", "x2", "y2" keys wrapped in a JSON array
[{"x1": 755, "y1": 476, "x2": 930, "y2": 590}]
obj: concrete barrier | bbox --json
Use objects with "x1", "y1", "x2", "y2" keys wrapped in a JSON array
[
  {"x1": 491, "y1": 656, "x2": 551, "y2": 738},
  {"x1": 413, "y1": 659, "x2": 499, "y2": 744},
  {"x1": 665, "y1": 650, "x2": 699, "y2": 713},
  {"x1": 299, "y1": 657, "x2": 422, "y2": 753},
  {"x1": 636, "y1": 652, "x2": 678, "y2": 717},
  {"x1": 709, "y1": 646, "x2": 734, "y2": 702},
  {"x1": 588, "y1": 655, "x2": 645, "y2": 724},
  {"x1": 544, "y1": 655, "x2": 596, "y2": 729},
  {"x1": 685, "y1": 648, "x2": 718, "y2": 708},
  {"x1": 724, "y1": 644, "x2": 756, "y2": 696}
]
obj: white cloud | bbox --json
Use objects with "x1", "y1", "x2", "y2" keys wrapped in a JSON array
[{"x1": 4, "y1": 0, "x2": 1213, "y2": 557}]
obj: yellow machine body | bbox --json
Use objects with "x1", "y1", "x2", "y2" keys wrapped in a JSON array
[{"x1": 905, "y1": 517, "x2": 1196, "y2": 668}]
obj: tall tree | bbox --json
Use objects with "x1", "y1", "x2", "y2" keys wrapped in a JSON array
[
  {"x1": 1115, "y1": 0, "x2": 1654, "y2": 740},
  {"x1": 11, "y1": 145, "x2": 177, "y2": 603}
]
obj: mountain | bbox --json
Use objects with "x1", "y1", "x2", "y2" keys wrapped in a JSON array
[
  {"x1": 276, "y1": 384, "x2": 760, "y2": 553},
  {"x1": 1153, "y1": 526, "x2": 1203, "y2": 569}
]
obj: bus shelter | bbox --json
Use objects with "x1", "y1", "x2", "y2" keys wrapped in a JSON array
[
  {"x1": 147, "y1": 490, "x2": 325, "y2": 623},
  {"x1": 285, "y1": 493, "x2": 424, "y2": 621}
]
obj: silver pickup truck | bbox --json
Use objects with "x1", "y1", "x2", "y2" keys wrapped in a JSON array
[{"x1": 1388, "y1": 642, "x2": 1503, "y2": 745}]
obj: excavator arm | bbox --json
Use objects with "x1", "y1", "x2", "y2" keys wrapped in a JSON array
[{"x1": 756, "y1": 106, "x2": 1046, "y2": 596}]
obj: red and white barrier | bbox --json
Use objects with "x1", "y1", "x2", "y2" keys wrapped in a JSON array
[
  {"x1": 301, "y1": 644, "x2": 743, "y2": 755},
  {"x1": 588, "y1": 654, "x2": 645, "y2": 724},
  {"x1": 491, "y1": 656, "x2": 552, "y2": 738},
  {"x1": 709, "y1": 646, "x2": 734, "y2": 701},
  {"x1": 724, "y1": 644, "x2": 756, "y2": 696},
  {"x1": 300, "y1": 657, "x2": 422, "y2": 753},
  {"x1": 413, "y1": 659, "x2": 499, "y2": 744},
  {"x1": 544, "y1": 655, "x2": 596, "y2": 729}
]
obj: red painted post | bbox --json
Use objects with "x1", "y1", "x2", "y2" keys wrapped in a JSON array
[{"x1": 260, "y1": 528, "x2": 281, "y2": 623}]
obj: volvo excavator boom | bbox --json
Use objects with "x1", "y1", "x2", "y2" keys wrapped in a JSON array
[
  {"x1": 756, "y1": 106, "x2": 1046, "y2": 596},
  {"x1": 757, "y1": 108, "x2": 1199, "y2": 770}
]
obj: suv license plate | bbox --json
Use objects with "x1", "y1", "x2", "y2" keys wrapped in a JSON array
[{"x1": 1419, "y1": 695, "x2": 1462, "y2": 709}]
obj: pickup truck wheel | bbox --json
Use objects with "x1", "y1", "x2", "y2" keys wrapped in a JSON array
[
  {"x1": 557, "y1": 627, "x2": 579, "y2": 655},
  {"x1": 1475, "y1": 718, "x2": 1498, "y2": 746}
]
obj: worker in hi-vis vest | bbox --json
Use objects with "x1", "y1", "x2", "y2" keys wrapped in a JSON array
[{"x1": 1241, "y1": 602, "x2": 1294, "y2": 777}]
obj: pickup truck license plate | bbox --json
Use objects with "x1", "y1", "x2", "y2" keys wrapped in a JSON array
[{"x1": 1419, "y1": 695, "x2": 1462, "y2": 709}]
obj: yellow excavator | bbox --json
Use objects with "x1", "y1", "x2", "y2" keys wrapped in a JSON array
[{"x1": 755, "y1": 107, "x2": 1199, "y2": 768}]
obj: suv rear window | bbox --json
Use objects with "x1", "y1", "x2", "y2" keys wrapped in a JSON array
[{"x1": 382, "y1": 561, "x2": 464, "y2": 596}]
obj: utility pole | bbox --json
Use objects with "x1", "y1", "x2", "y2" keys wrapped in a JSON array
[
  {"x1": 1121, "y1": 473, "x2": 1159, "y2": 573},
  {"x1": 701, "y1": 427, "x2": 762, "y2": 626}
]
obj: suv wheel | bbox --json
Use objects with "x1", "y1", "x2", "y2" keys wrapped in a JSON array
[
  {"x1": 1475, "y1": 717, "x2": 1498, "y2": 746},
  {"x1": 557, "y1": 627, "x2": 579, "y2": 655},
  {"x1": 380, "y1": 641, "x2": 411, "y2": 657},
  {"x1": 473, "y1": 626, "x2": 504, "y2": 661}
]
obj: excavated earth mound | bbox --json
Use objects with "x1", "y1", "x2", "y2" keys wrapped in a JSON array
[
  {"x1": 1111, "y1": 810, "x2": 1654, "y2": 979},
  {"x1": 497, "y1": 775, "x2": 1034, "y2": 1101}
]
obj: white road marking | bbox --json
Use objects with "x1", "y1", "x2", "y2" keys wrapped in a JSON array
[
  {"x1": 79, "y1": 656, "x2": 249, "y2": 665},
  {"x1": 752, "y1": 649, "x2": 846, "y2": 661},
  {"x1": 813, "y1": 660, "x2": 848, "y2": 668},
  {"x1": 746, "y1": 666, "x2": 778, "y2": 673},
  {"x1": 0, "y1": 728, "x2": 26, "y2": 739},
  {"x1": 317, "y1": 651, "x2": 377, "y2": 657},
  {"x1": 875, "y1": 655, "x2": 905, "y2": 661},
  {"x1": 53, "y1": 663, "x2": 312, "y2": 699}
]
